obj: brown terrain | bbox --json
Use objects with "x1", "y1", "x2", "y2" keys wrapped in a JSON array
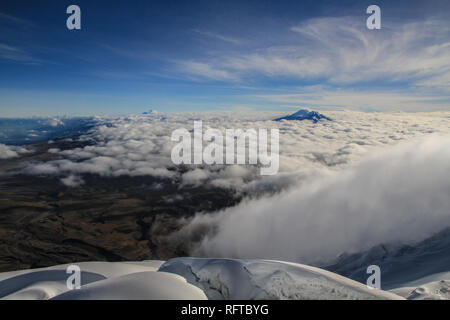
[{"x1": 0, "y1": 139, "x2": 241, "y2": 272}]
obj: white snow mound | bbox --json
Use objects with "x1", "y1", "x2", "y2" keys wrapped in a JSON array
[
  {"x1": 0, "y1": 261, "x2": 205, "y2": 300},
  {"x1": 52, "y1": 271, "x2": 207, "y2": 300}
]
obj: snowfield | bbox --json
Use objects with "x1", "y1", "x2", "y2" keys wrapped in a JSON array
[
  {"x1": 0, "y1": 258, "x2": 421, "y2": 300},
  {"x1": 158, "y1": 258, "x2": 402, "y2": 300},
  {"x1": 390, "y1": 271, "x2": 450, "y2": 300}
]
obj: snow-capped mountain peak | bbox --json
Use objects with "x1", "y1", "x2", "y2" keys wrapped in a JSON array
[{"x1": 274, "y1": 109, "x2": 332, "y2": 123}]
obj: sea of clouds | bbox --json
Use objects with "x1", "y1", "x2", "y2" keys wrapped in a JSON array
[
  {"x1": 19, "y1": 110, "x2": 450, "y2": 263},
  {"x1": 23, "y1": 110, "x2": 450, "y2": 191}
]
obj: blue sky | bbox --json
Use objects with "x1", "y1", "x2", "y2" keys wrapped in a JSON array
[{"x1": 0, "y1": 0, "x2": 449, "y2": 117}]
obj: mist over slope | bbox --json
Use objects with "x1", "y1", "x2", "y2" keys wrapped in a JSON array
[
  {"x1": 326, "y1": 227, "x2": 450, "y2": 289},
  {"x1": 177, "y1": 134, "x2": 450, "y2": 265}
]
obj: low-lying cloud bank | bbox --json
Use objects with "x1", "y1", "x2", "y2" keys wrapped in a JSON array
[
  {"x1": 0, "y1": 143, "x2": 29, "y2": 159},
  {"x1": 22, "y1": 110, "x2": 450, "y2": 194},
  {"x1": 177, "y1": 134, "x2": 450, "y2": 265}
]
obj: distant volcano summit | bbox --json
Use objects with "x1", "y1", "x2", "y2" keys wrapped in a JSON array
[
  {"x1": 274, "y1": 109, "x2": 332, "y2": 123},
  {"x1": 142, "y1": 110, "x2": 158, "y2": 115}
]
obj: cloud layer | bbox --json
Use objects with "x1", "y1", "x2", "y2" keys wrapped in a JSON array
[{"x1": 23, "y1": 110, "x2": 450, "y2": 194}]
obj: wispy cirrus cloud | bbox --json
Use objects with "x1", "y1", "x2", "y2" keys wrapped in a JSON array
[
  {"x1": 0, "y1": 12, "x2": 40, "y2": 64},
  {"x1": 0, "y1": 11, "x2": 35, "y2": 28},
  {"x1": 192, "y1": 29, "x2": 242, "y2": 45},
  {"x1": 249, "y1": 86, "x2": 450, "y2": 112},
  {"x1": 171, "y1": 16, "x2": 450, "y2": 111},
  {"x1": 176, "y1": 17, "x2": 450, "y2": 88},
  {"x1": 178, "y1": 61, "x2": 239, "y2": 81},
  {"x1": 0, "y1": 43, "x2": 38, "y2": 63}
]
